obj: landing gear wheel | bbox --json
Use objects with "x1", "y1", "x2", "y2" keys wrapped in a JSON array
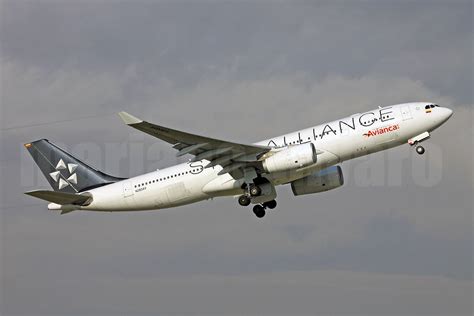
[
  {"x1": 253, "y1": 205, "x2": 266, "y2": 218},
  {"x1": 263, "y1": 200, "x2": 277, "y2": 210},
  {"x1": 416, "y1": 145, "x2": 425, "y2": 155},
  {"x1": 249, "y1": 185, "x2": 262, "y2": 197},
  {"x1": 238, "y1": 195, "x2": 251, "y2": 207}
]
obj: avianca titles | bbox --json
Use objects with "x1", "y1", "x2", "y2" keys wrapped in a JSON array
[{"x1": 25, "y1": 102, "x2": 452, "y2": 218}]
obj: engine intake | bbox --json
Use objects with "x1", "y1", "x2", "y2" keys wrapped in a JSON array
[
  {"x1": 262, "y1": 143, "x2": 317, "y2": 173},
  {"x1": 291, "y1": 166, "x2": 344, "y2": 196}
]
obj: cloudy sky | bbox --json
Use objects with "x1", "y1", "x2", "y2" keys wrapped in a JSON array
[{"x1": 1, "y1": 1, "x2": 472, "y2": 315}]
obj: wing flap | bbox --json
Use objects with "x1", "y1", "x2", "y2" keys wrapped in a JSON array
[
  {"x1": 175, "y1": 143, "x2": 209, "y2": 157},
  {"x1": 205, "y1": 153, "x2": 246, "y2": 168},
  {"x1": 218, "y1": 162, "x2": 247, "y2": 175}
]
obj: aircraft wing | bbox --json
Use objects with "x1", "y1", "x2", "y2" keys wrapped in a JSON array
[{"x1": 119, "y1": 112, "x2": 270, "y2": 174}]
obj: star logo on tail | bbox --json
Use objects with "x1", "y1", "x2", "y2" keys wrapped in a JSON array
[{"x1": 49, "y1": 159, "x2": 78, "y2": 190}]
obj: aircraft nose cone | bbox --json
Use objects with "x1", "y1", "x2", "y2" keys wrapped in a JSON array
[
  {"x1": 447, "y1": 108, "x2": 453, "y2": 118},
  {"x1": 444, "y1": 107, "x2": 453, "y2": 121}
]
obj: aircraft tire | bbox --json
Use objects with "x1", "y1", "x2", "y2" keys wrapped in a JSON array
[
  {"x1": 416, "y1": 145, "x2": 425, "y2": 155},
  {"x1": 263, "y1": 200, "x2": 277, "y2": 209},
  {"x1": 238, "y1": 195, "x2": 251, "y2": 207},
  {"x1": 249, "y1": 185, "x2": 262, "y2": 197},
  {"x1": 253, "y1": 205, "x2": 266, "y2": 218}
]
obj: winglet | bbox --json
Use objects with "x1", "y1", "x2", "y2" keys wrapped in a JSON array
[{"x1": 118, "y1": 111, "x2": 143, "y2": 125}]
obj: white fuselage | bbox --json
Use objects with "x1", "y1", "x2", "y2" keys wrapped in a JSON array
[{"x1": 57, "y1": 102, "x2": 452, "y2": 212}]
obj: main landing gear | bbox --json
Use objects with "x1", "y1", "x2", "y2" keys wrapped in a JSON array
[
  {"x1": 263, "y1": 200, "x2": 277, "y2": 209},
  {"x1": 251, "y1": 200, "x2": 278, "y2": 218},
  {"x1": 253, "y1": 205, "x2": 265, "y2": 218},
  {"x1": 238, "y1": 184, "x2": 278, "y2": 219},
  {"x1": 239, "y1": 175, "x2": 278, "y2": 218},
  {"x1": 249, "y1": 185, "x2": 262, "y2": 197},
  {"x1": 238, "y1": 195, "x2": 251, "y2": 206},
  {"x1": 238, "y1": 183, "x2": 263, "y2": 207}
]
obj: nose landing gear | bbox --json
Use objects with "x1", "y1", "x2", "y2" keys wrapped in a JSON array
[
  {"x1": 408, "y1": 132, "x2": 430, "y2": 155},
  {"x1": 415, "y1": 145, "x2": 425, "y2": 155}
]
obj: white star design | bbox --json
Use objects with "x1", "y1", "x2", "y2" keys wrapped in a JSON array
[{"x1": 49, "y1": 159, "x2": 78, "y2": 190}]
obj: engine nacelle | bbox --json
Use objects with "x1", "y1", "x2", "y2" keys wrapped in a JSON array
[
  {"x1": 262, "y1": 143, "x2": 317, "y2": 173},
  {"x1": 291, "y1": 166, "x2": 344, "y2": 196}
]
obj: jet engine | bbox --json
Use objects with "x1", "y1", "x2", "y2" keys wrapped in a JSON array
[
  {"x1": 262, "y1": 143, "x2": 317, "y2": 173},
  {"x1": 291, "y1": 166, "x2": 344, "y2": 196}
]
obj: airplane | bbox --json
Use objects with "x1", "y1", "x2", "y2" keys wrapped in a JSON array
[{"x1": 24, "y1": 102, "x2": 452, "y2": 218}]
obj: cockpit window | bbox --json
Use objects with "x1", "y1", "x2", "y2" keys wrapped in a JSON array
[{"x1": 425, "y1": 105, "x2": 430, "y2": 109}]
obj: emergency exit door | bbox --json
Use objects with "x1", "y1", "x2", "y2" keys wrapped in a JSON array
[
  {"x1": 122, "y1": 182, "x2": 134, "y2": 198},
  {"x1": 401, "y1": 106, "x2": 413, "y2": 120}
]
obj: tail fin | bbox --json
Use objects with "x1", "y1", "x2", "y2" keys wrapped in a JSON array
[{"x1": 24, "y1": 139, "x2": 124, "y2": 193}]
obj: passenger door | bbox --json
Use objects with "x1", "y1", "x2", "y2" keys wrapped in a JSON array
[{"x1": 122, "y1": 181, "x2": 134, "y2": 198}]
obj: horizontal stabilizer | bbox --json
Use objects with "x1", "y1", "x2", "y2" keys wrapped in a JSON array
[{"x1": 25, "y1": 190, "x2": 93, "y2": 206}]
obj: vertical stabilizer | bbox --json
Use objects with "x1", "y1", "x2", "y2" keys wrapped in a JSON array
[{"x1": 24, "y1": 139, "x2": 124, "y2": 193}]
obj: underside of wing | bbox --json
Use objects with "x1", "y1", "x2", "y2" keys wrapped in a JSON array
[{"x1": 119, "y1": 112, "x2": 270, "y2": 174}]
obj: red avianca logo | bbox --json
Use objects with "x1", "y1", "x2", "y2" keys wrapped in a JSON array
[{"x1": 363, "y1": 124, "x2": 400, "y2": 138}]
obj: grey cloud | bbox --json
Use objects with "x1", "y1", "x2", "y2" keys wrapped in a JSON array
[
  {"x1": 3, "y1": 267, "x2": 472, "y2": 315},
  {"x1": 2, "y1": 1, "x2": 472, "y2": 102}
]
